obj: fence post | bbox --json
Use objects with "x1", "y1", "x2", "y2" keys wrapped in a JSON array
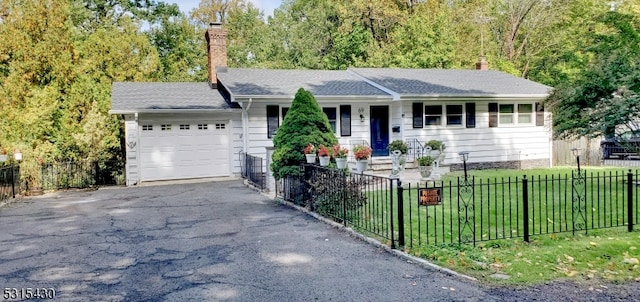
[
  {"x1": 522, "y1": 176, "x2": 530, "y2": 243},
  {"x1": 94, "y1": 161, "x2": 100, "y2": 186},
  {"x1": 342, "y1": 170, "x2": 347, "y2": 226},
  {"x1": 11, "y1": 165, "x2": 16, "y2": 198},
  {"x1": 390, "y1": 178, "x2": 395, "y2": 249},
  {"x1": 396, "y1": 179, "x2": 405, "y2": 247},
  {"x1": 628, "y1": 169, "x2": 634, "y2": 232}
]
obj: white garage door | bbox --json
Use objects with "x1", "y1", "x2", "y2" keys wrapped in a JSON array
[{"x1": 139, "y1": 122, "x2": 230, "y2": 181}]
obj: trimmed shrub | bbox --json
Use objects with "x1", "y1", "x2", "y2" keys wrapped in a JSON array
[{"x1": 271, "y1": 88, "x2": 338, "y2": 179}]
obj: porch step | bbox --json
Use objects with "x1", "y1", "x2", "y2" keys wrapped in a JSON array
[{"x1": 367, "y1": 158, "x2": 417, "y2": 171}]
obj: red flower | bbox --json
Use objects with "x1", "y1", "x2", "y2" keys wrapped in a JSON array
[
  {"x1": 304, "y1": 143, "x2": 316, "y2": 154},
  {"x1": 353, "y1": 145, "x2": 372, "y2": 160},
  {"x1": 318, "y1": 144, "x2": 331, "y2": 157},
  {"x1": 332, "y1": 144, "x2": 348, "y2": 158}
]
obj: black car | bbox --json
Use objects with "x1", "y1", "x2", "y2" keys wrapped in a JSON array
[{"x1": 601, "y1": 130, "x2": 640, "y2": 159}]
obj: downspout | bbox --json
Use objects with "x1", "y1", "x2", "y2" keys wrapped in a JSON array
[
  {"x1": 242, "y1": 98, "x2": 253, "y2": 153},
  {"x1": 134, "y1": 112, "x2": 140, "y2": 185}
]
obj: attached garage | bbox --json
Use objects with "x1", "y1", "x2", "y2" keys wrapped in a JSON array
[
  {"x1": 139, "y1": 121, "x2": 230, "y2": 181},
  {"x1": 110, "y1": 82, "x2": 242, "y2": 185}
]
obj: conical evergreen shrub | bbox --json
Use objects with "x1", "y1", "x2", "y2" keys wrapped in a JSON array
[{"x1": 271, "y1": 88, "x2": 338, "y2": 179}]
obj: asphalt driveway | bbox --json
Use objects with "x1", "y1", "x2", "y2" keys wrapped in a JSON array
[{"x1": 0, "y1": 180, "x2": 637, "y2": 301}]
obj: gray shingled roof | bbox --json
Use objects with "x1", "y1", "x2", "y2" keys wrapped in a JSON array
[
  {"x1": 350, "y1": 68, "x2": 552, "y2": 97},
  {"x1": 217, "y1": 69, "x2": 390, "y2": 98},
  {"x1": 111, "y1": 82, "x2": 237, "y2": 112}
]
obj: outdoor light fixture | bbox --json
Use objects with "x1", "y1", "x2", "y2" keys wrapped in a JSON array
[
  {"x1": 360, "y1": 114, "x2": 365, "y2": 122},
  {"x1": 571, "y1": 147, "x2": 582, "y2": 173},
  {"x1": 458, "y1": 151, "x2": 470, "y2": 181}
]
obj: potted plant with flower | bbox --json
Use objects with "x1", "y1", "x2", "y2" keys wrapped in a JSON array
[
  {"x1": 318, "y1": 144, "x2": 331, "y2": 166},
  {"x1": 425, "y1": 140, "x2": 446, "y2": 165},
  {"x1": 417, "y1": 156, "x2": 434, "y2": 179},
  {"x1": 353, "y1": 145, "x2": 372, "y2": 173},
  {"x1": 387, "y1": 140, "x2": 409, "y2": 178},
  {"x1": 304, "y1": 143, "x2": 316, "y2": 163},
  {"x1": 332, "y1": 144, "x2": 349, "y2": 169}
]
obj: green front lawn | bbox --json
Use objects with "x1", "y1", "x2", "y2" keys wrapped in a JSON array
[{"x1": 342, "y1": 167, "x2": 640, "y2": 284}]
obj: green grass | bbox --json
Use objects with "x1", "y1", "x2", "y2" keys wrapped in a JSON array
[
  {"x1": 411, "y1": 229, "x2": 640, "y2": 285},
  {"x1": 320, "y1": 166, "x2": 640, "y2": 284}
]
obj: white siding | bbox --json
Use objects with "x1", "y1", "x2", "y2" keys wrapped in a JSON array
[
  {"x1": 245, "y1": 100, "x2": 387, "y2": 160},
  {"x1": 401, "y1": 100, "x2": 552, "y2": 165}
]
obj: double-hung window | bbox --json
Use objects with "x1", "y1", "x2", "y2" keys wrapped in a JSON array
[
  {"x1": 499, "y1": 104, "x2": 515, "y2": 124},
  {"x1": 424, "y1": 105, "x2": 442, "y2": 126},
  {"x1": 517, "y1": 104, "x2": 533, "y2": 124},
  {"x1": 446, "y1": 105, "x2": 463, "y2": 126},
  {"x1": 322, "y1": 107, "x2": 337, "y2": 133},
  {"x1": 491, "y1": 103, "x2": 535, "y2": 127}
]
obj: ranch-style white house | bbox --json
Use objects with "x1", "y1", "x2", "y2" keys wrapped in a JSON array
[{"x1": 110, "y1": 23, "x2": 552, "y2": 186}]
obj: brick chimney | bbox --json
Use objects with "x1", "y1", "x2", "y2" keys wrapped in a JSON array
[
  {"x1": 205, "y1": 22, "x2": 228, "y2": 88},
  {"x1": 475, "y1": 56, "x2": 489, "y2": 70}
]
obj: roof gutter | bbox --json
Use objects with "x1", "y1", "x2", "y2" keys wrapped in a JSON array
[
  {"x1": 399, "y1": 94, "x2": 550, "y2": 100},
  {"x1": 231, "y1": 95, "x2": 392, "y2": 101},
  {"x1": 108, "y1": 108, "x2": 242, "y2": 114}
]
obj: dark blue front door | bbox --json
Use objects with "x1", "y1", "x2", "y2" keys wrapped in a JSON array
[{"x1": 370, "y1": 106, "x2": 389, "y2": 157}]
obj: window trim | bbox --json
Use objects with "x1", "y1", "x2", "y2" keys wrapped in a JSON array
[
  {"x1": 517, "y1": 103, "x2": 534, "y2": 125},
  {"x1": 420, "y1": 103, "x2": 467, "y2": 128},
  {"x1": 491, "y1": 102, "x2": 538, "y2": 127}
]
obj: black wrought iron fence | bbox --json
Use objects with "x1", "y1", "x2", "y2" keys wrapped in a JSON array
[
  {"x1": 240, "y1": 152, "x2": 265, "y2": 190},
  {"x1": 41, "y1": 161, "x2": 125, "y2": 190},
  {"x1": 402, "y1": 170, "x2": 637, "y2": 247},
  {"x1": 278, "y1": 164, "x2": 398, "y2": 246},
  {"x1": 0, "y1": 165, "x2": 20, "y2": 202},
  {"x1": 278, "y1": 164, "x2": 638, "y2": 249}
]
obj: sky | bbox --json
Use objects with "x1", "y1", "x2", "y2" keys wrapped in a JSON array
[{"x1": 168, "y1": 0, "x2": 283, "y2": 17}]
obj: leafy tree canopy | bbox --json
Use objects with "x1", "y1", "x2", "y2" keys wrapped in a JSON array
[{"x1": 547, "y1": 11, "x2": 640, "y2": 139}]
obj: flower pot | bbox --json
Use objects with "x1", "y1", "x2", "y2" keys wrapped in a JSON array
[
  {"x1": 335, "y1": 158, "x2": 347, "y2": 169},
  {"x1": 319, "y1": 156, "x2": 330, "y2": 166},
  {"x1": 418, "y1": 166, "x2": 433, "y2": 178},
  {"x1": 305, "y1": 154, "x2": 317, "y2": 164},
  {"x1": 356, "y1": 159, "x2": 368, "y2": 173}
]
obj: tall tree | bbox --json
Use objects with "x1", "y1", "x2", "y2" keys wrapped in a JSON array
[
  {"x1": 547, "y1": 11, "x2": 640, "y2": 139},
  {"x1": 149, "y1": 12, "x2": 208, "y2": 81}
]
